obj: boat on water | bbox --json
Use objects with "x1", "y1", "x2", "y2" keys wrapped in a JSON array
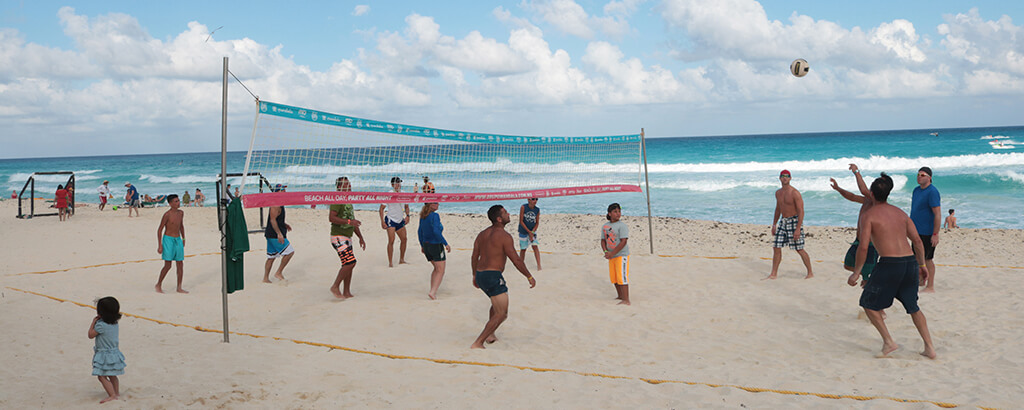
[
  {"x1": 989, "y1": 140, "x2": 1015, "y2": 149},
  {"x1": 930, "y1": 132, "x2": 939, "y2": 136}
]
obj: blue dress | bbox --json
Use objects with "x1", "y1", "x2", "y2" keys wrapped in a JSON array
[{"x1": 92, "y1": 320, "x2": 126, "y2": 376}]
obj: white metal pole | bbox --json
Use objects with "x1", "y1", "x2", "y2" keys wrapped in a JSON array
[
  {"x1": 641, "y1": 128, "x2": 654, "y2": 254},
  {"x1": 220, "y1": 57, "x2": 230, "y2": 343}
]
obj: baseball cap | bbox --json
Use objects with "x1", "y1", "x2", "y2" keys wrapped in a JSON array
[
  {"x1": 124, "y1": 182, "x2": 131, "y2": 186},
  {"x1": 918, "y1": 167, "x2": 932, "y2": 177},
  {"x1": 780, "y1": 170, "x2": 792, "y2": 177}
]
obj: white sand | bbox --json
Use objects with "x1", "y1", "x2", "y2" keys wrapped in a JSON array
[{"x1": 1, "y1": 198, "x2": 1022, "y2": 408}]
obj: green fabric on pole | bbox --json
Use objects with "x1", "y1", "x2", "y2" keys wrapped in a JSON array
[{"x1": 225, "y1": 198, "x2": 249, "y2": 293}]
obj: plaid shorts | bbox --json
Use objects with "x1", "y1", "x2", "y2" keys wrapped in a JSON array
[{"x1": 773, "y1": 215, "x2": 805, "y2": 250}]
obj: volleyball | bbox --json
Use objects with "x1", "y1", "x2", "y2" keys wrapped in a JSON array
[{"x1": 790, "y1": 59, "x2": 809, "y2": 77}]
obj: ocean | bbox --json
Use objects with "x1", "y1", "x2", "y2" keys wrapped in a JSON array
[{"x1": 4, "y1": 126, "x2": 1023, "y2": 229}]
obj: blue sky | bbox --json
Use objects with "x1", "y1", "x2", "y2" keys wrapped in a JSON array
[{"x1": 2, "y1": 0, "x2": 1023, "y2": 158}]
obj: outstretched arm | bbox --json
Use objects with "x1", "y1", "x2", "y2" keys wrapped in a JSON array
[
  {"x1": 831, "y1": 178, "x2": 865, "y2": 203},
  {"x1": 504, "y1": 235, "x2": 535, "y2": 287}
]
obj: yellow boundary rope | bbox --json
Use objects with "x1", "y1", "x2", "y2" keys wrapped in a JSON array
[{"x1": 6, "y1": 286, "x2": 996, "y2": 409}]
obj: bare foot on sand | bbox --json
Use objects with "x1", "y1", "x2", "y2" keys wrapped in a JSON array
[
  {"x1": 388, "y1": 262, "x2": 394, "y2": 268},
  {"x1": 399, "y1": 260, "x2": 408, "y2": 265},
  {"x1": 617, "y1": 300, "x2": 631, "y2": 306},
  {"x1": 176, "y1": 288, "x2": 189, "y2": 294},
  {"x1": 262, "y1": 279, "x2": 273, "y2": 284},
  {"x1": 428, "y1": 293, "x2": 436, "y2": 300},
  {"x1": 921, "y1": 287, "x2": 936, "y2": 293},
  {"x1": 470, "y1": 343, "x2": 485, "y2": 349},
  {"x1": 330, "y1": 288, "x2": 347, "y2": 299},
  {"x1": 155, "y1": 285, "x2": 164, "y2": 293},
  {"x1": 921, "y1": 347, "x2": 937, "y2": 359},
  {"x1": 804, "y1": 273, "x2": 814, "y2": 279},
  {"x1": 99, "y1": 395, "x2": 118, "y2": 403},
  {"x1": 274, "y1": 273, "x2": 285, "y2": 281},
  {"x1": 880, "y1": 342, "x2": 900, "y2": 357},
  {"x1": 763, "y1": 274, "x2": 778, "y2": 280},
  {"x1": 485, "y1": 335, "x2": 497, "y2": 344}
]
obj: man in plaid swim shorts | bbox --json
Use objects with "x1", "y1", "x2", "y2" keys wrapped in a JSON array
[{"x1": 767, "y1": 170, "x2": 813, "y2": 280}]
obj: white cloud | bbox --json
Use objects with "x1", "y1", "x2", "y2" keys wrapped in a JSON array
[
  {"x1": 870, "y1": 19, "x2": 926, "y2": 63},
  {"x1": 521, "y1": 0, "x2": 637, "y2": 39},
  {"x1": 352, "y1": 5, "x2": 370, "y2": 17}
]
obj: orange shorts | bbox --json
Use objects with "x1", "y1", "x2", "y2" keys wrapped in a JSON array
[
  {"x1": 608, "y1": 255, "x2": 630, "y2": 285},
  {"x1": 331, "y1": 236, "x2": 356, "y2": 266}
]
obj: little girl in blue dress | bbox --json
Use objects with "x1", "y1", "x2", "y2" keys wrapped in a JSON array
[{"x1": 88, "y1": 296, "x2": 126, "y2": 403}]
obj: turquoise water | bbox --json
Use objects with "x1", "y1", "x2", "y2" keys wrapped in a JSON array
[{"x1": 3, "y1": 126, "x2": 1022, "y2": 229}]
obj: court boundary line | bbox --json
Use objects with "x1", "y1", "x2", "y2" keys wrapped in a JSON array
[{"x1": 6, "y1": 286, "x2": 996, "y2": 410}]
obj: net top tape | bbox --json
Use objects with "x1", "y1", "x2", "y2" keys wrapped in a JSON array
[{"x1": 258, "y1": 101, "x2": 641, "y2": 145}]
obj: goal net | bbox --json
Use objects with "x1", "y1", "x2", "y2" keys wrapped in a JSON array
[{"x1": 240, "y1": 101, "x2": 645, "y2": 208}]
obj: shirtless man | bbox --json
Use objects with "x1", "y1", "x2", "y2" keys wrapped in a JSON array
[
  {"x1": 470, "y1": 205, "x2": 536, "y2": 349},
  {"x1": 849, "y1": 173, "x2": 936, "y2": 359},
  {"x1": 156, "y1": 194, "x2": 188, "y2": 294},
  {"x1": 943, "y1": 209, "x2": 958, "y2": 229},
  {"x1": 767, "y1": 170, "x2": 813, "y2": 279},
  {"x1": 830, "y1": 164, "x2": 879, "y2": 286}
]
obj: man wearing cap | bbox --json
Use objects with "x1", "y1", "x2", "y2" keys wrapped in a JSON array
[
  {"x1": 911, "y1": 167, "x2": 941, "y2": 293},
  {"x1": 264, "y1": 184, "x2": 294, "y2": 283},
  {"x1": 97, "y1": 180, "x2": 111, "y2": 211},
  {"x1": 767, "y1": 170, "x2": 813, "y2": 279},
  {"x1": 125, "y1": 182, "x2": 140, "y2": 217},
  {"x1": 378, "y1": 177, "x2": 410, "y2": 267}
]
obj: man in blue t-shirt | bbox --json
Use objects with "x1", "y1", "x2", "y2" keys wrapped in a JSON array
[
  {"x1": 518, "y1": 198, "x2": 541, "y2": 270},
  {"x1": 910, "y1": 166, "x2": 940, "y2": 293},
  {"x1": 125, "y1": 182, "x2": 140, "y2": 217}
]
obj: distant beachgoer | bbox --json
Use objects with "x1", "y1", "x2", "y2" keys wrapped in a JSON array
[
  {"x1": 264, "y1": 184, "x2": 294, "y2": 283},
  {"x1": 329, "y1": 176, "x2": 366, "y2": 299},
  {"x1": 470, "y1": 205, "x2": 536, "y2": 349},
  {"x1": 234, "y1": 186, "x2": 241, "y2": 199},
  {"x1": 226, "y1": 184, "x2": 235, "y2": 200},
  {"x1": 601, "y1": 203, "x2": 631, "y2": 305},
  {"x1": 182, "y1": 190, "x2": 191, "y2": 207},
  {"x1": 849, "y1": 172, "x2": 936, "y2": 359},
  {"x1": 155, "y1": 194, "x2": 187, "y2": 294},
  {"x1": 767, "y1": 170, "x2": 813, "y2": 279},
  {"x1": 98, "y1": 181, "x2": 111, "y2": 211},
  {"x1": 194, "y1": 189, "x2": 205, "y2": 207},
  {"x1": 125, "y1": 182, "x2": 140, "y2": 217},
  {"x1": 9, "y1": 190, "x2": 15, "y2": 199},
  {"x1": 89, "y1": 296, "x2": 125, "y2": 403},
  {"x1": 911, "y1": 167, "x2": 940, "y2": 293},
  {"x1": 55, "y1": 184, "x2": 69, "y2": 221},
  {"x1": 944, "y1": 209, "x2": 958, "y2": 230},
  {"x1": 518, "y1": 198, "x2": 542, "y2": 270},
  {"x1": 830, "y1": 164, "x2": 879, "y2": 286},
  {"x1": 378, "y1": 177, "x2": 410, "y2": 267},
  {"x1": 418, "y1": 202, "x2": 451, "y2": 300},
  {"x1": 66, "y1": 181, "x2": 75, "y2": 218},
  {"x1": 422, "y1": 176, "x2": 435, "y2": 193}
]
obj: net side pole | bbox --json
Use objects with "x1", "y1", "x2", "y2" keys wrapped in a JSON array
[
  {"x1": 219, "y1": 56, "x2": 230, "y2": 343},
  {"x1": 239, "y1": 100, "x2": 261, "y2": 193},
  {"x1": 641, "y1": 128, "x2": 653, "y2": 255}
]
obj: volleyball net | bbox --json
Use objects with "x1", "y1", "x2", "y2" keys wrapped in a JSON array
[{"x1": 240, "y1": 101, "x2": 645, "y2": 208}]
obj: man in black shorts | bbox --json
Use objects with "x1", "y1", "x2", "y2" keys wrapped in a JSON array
[
  {"x1": 469, "y1": 205, "x2": 536, "y2": 349},
  {"x1": 849, "y1": 173, "x2": 936, "y2": 359}
]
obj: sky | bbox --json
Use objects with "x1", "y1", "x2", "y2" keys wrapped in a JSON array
[{"x1": 1, "y1": 0, "x2": 1023, "y2": 158}]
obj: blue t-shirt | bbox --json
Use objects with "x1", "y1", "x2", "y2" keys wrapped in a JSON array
[
  {"x1": 417, "y1": 212, "x2": 448, "y2": 245},
  {"x1": 911, "y1": 184, "x2": 940, "y2": 235},
  {"x1": 519, "y1": 204, "x2": 540, "y2": 235},
  {"x1": 127, "y1": 185, "x2": 139, "y2": 201}
]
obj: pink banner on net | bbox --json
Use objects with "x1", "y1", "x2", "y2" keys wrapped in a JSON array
[{"x1": 242, "y1": 184, "x2": 642, "y2": 208}]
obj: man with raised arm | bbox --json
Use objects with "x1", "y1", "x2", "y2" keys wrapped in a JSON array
[
  {"x1": 767, "y1": 170, "x2": 813, "y2": 279},
  {"x1": 470, "y1": 205, "x2": 536, "y2": 349},
  {"x1": 850, "y1": 172, "x2": 936, "y2": 359},
  {"x1": 830, "y1": 164, "x2": 879, "y2": 286}
]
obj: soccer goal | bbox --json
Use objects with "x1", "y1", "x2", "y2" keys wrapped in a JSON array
[{"x1": 240, "y1": 101, "x2": 649, "y2": 208}]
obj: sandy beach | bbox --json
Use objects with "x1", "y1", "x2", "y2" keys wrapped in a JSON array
[{"x1": 2, "y1": 198, "x2": 1022, "y2": 409}]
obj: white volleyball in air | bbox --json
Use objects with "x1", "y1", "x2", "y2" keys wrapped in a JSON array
[{"x1": 790, "y1": 59, "x2": 810, "y2": 77}]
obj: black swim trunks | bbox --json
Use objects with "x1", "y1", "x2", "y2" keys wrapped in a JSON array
[
  {"x1": 859, "y1": 255, "x2": 920, "y2": 314},
  {"x1": 918, "y1": 234, "x2": 936, "y2": 260},
  {"x1": 422, "y1": 243, "x2": 446, "y2": 262},
  {"x1": 475, "y1": 270, "x2": 508, "y2": 297}
]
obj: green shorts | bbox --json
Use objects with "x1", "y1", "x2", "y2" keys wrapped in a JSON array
[{"x1": 844, "y1": 239, "x2": 878, "y2": 281}]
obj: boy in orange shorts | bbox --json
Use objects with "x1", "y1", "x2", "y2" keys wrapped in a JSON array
[{"x1": 600, "y1": 203, "x2": 630, "y2": 305}]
